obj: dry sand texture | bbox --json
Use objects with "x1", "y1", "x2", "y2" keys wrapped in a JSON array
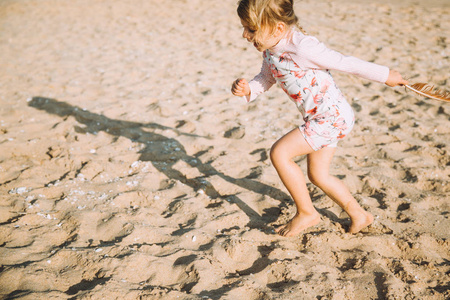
[{"x1": 0, "y1": 0, "x2": 449, "y2": 299}]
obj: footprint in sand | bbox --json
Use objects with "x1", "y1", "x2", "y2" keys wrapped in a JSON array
[
  {"x1": 71, "y1": 211, "x2": 134, "y2": 246},
  {"x1": 224, "y1": 126, "x2": 245, "y2": 139}
]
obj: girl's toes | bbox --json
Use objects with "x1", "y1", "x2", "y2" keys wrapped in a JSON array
[
  {"x1": 274, "y1": 225, "x2": 284, "y2": 233},
  {"x1": 278, "y1": 227, "x2": 289, "y2": 237}
]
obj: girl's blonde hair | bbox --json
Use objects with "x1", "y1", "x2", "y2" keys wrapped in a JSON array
[{"x1": 237, "y1": 0, "x2": 306, "y2": 44}]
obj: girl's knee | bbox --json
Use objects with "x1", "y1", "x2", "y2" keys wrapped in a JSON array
[
  {"x1": 270, "y1": 141, "x2": 289, "y2": 166},
  {"x1": 307, "y1": 168, "x2": 328, "y2": 187},
  {"x1": 269, "y1": 142, "x2": 281, "y2": 164}
]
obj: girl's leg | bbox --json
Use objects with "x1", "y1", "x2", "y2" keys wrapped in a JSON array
[
  {"x1": 307, "y1": 147, "x2": 373, "y2": 233},
  {"x1": 270, "y1": 128, "x2": 320, "y2": 237}
]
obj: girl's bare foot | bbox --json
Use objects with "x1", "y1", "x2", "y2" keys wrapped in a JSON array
[
  {"x1": 275, "y1": 212, "x2": 321, "y2": 237},
  {"x1": 349, "y1": 210, "x2": 374, "y2": 233}
]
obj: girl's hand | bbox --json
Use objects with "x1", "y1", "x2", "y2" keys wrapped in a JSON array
[
  {"x1": 385, "y1": 70, "x2": 409, "y2": 87},
  {"x1": 231, "y1": 78, "x2": 251, "y2": 97}
]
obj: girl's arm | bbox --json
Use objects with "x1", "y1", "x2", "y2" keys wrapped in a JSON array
[
  {"x1": 234, "y1": 59, "x2": 276, "y2": 102},
  {"x1": 294, "y1": 35, "x2": 400, "y2": 85}
]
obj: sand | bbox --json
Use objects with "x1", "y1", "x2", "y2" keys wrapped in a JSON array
[{"x1": 0, "y1": 0, "x2": 449, "y2": 299}]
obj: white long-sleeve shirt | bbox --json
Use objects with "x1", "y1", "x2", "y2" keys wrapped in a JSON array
[{"x1": 247, "y1": 30, "x2": 390, "y2": 102}]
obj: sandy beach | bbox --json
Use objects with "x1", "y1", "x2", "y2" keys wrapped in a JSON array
[{"x1": 0, "y1": 0, "x2": 449, "y2": 299}]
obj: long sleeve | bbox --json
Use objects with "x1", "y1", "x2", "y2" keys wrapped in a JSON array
[
  {"x1": 246, "y1": 58, "x2": 276, "y2": 102},
  {"x1": 291, "y1": 34, "x2": 390, "y2": 84}
]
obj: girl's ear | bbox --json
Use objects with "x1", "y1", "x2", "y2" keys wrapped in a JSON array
[{"x1": 275, "y1": 22, "x2": 287, "y2": 37}]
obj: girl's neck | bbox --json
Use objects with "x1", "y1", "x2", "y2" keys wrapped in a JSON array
[{"x1": 270, "y1": 26, "x2": 293, "y2": 52}]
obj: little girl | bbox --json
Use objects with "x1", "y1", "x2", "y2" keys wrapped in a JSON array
[{"x1": 231, "y1": 0, "x2": 408, "y2": 237}]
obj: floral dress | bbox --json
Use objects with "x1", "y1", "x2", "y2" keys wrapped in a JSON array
[{"x1": 263, "y1": 49, "x2": 354, "y2": 150}]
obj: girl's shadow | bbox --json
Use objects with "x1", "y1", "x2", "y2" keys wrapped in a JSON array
[{"x1": 28, "y1": 97, "x2": 291, "y2": 229}]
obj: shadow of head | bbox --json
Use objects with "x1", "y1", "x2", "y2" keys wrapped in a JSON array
[
  {"x1": 28, "y1": 96, "x2": 140, "y2": 132},
  {"x1": 29, "y1": 96, "x2": 78, "y2": 117}
]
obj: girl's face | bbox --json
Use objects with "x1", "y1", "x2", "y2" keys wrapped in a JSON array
[{"x1": 240, "y1": 19, "x2": 285, "y2": 52}]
